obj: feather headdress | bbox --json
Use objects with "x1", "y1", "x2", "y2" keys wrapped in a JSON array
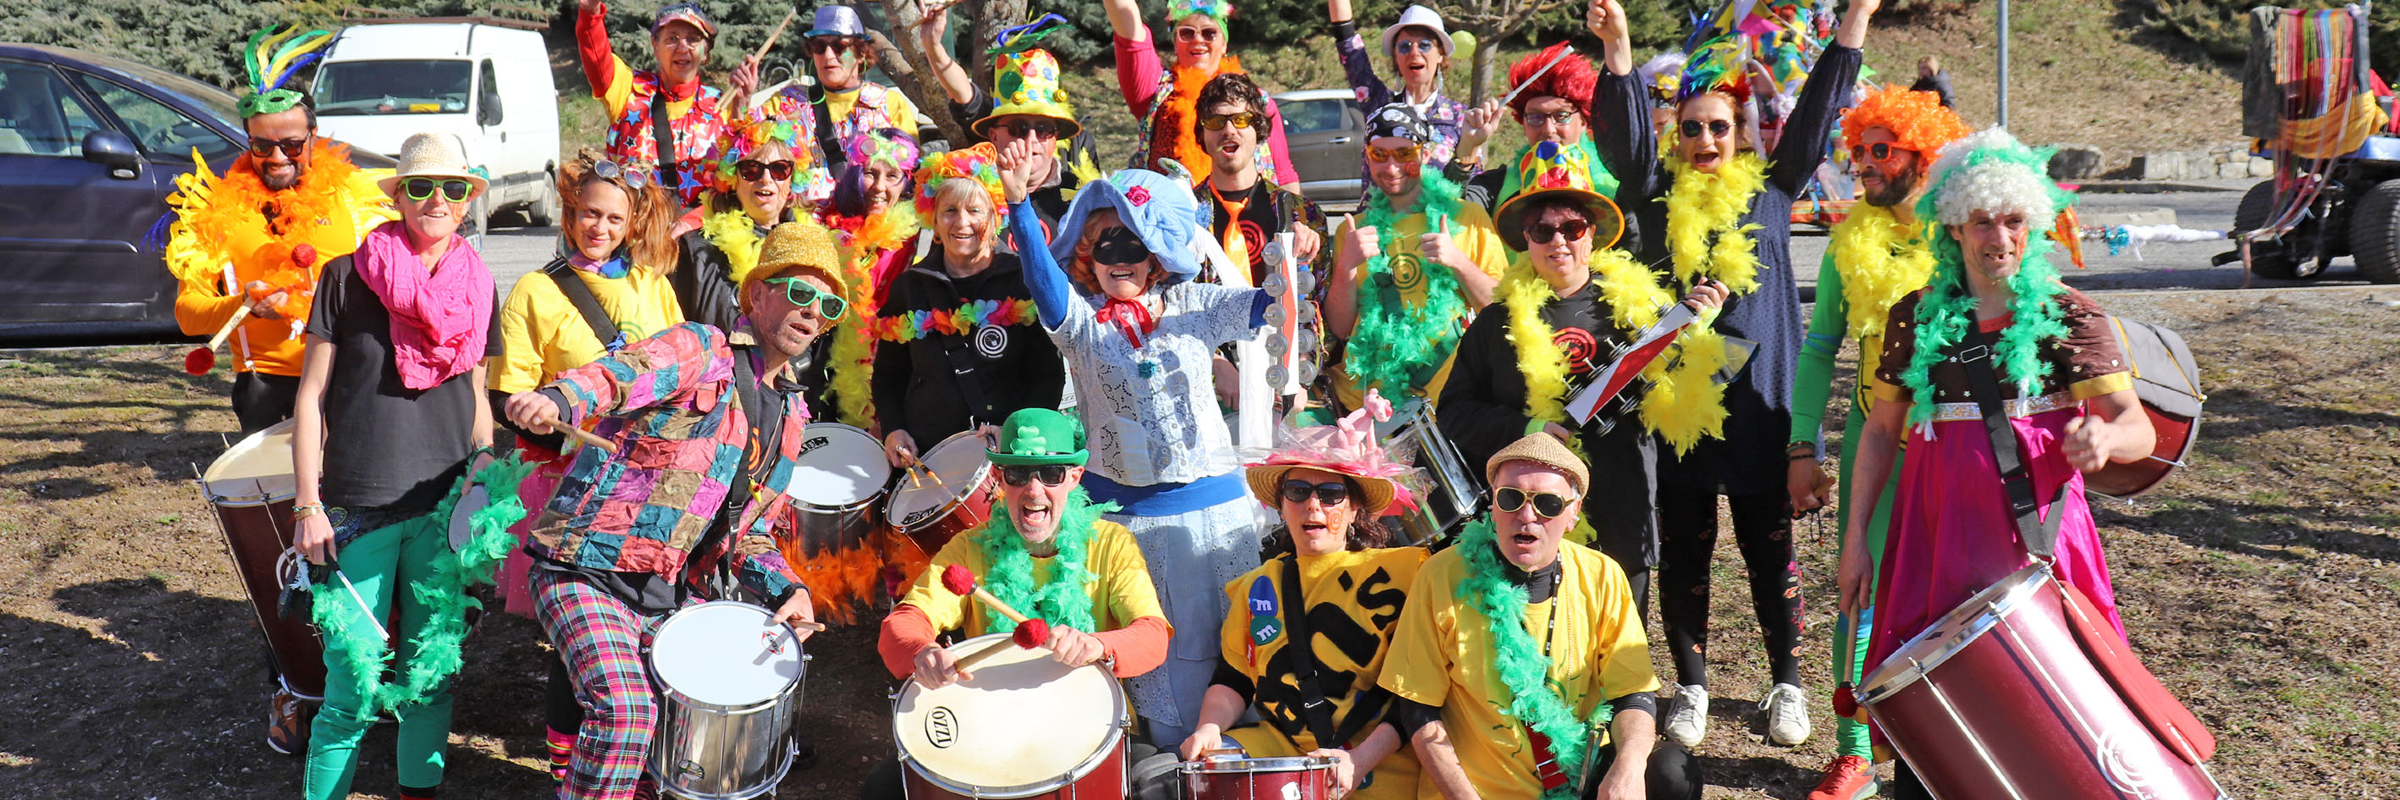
[{"x1": 237, "y1": 23, "x2": 334, "y2": 118}]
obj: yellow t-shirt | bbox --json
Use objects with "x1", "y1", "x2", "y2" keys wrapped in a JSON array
[
  {"x1": 823, "y1": 83, "x2": 921, "y2": 138},
  {"x1": 1332, "y1": 201, "x2": 1509, "y2": 410},
  {"x1": 1217, "y1": 548, "x2": 1428, "y2": 800},
  {"x1": 899, "y1": 519, "x2": 1166, "y2": 637},
  {"x1": 490, "y1": 267, "x2": 685, "y2": 394},
  {"x1": 1377, "y1": 543, "x2": 1661, "y2": 800}
]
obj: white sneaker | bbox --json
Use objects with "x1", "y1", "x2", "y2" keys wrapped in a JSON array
[
  {"x1": 1662, "y1": 683, "x2": 1709, "y2": 747},
  {"x1": 1762, "y1": 682, "x2": 1813, "y2": 746}
]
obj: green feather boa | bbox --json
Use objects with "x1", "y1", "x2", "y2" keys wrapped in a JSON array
[
  {"x1": 971, "y1": 487, "x2": 1120, "y2": 633},
  {"x1": 311, "y1": 454, "x2": 534, "y2": 723},
  {"x1": 1896, "y1": 231, "x2": 2070, "y2": 432},
  {"x1": 1453, "y1": 516, "x2": 1614, "y2": 798},
  {"x1": 1344, "y1": 171, "x2": 1470, "y2": 397}
]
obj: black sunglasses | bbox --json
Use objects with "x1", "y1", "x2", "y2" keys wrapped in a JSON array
[
  {"x1": 1495, "y1": 486, "x2": 1575, "y2": 519},
  {"x1": 1678, "y1": 119, "x2": 1735, "y2": 140},
  {"x1": 763, "y1": 277, "x2": 848, "y2": 319},
  {"x1": 1198, "y1": 112, "x2": 1260, "y2": 131},
  {"x1": 1001, "y1": 118, "x2": 1062, "y2": 140},
  {"x1": 807, "y1": 37, "x2": 864, "y2": 55},
  {"x1": 736, "y1": 159, "x2": 795, "y2": 181},
  {"x1": 248, "y1": 137, "x2": 308, "y2": 159},
  {"x1": 1090, "y1": 227, "x2": 1152, "y2": 266},
  {"x1": 402, "y1": 177, "x2": 474, "y2": 203},
  {"x1": 590, "y1": 158, "x2": 653, "y2": 191},
  {"x1": 1000, "y1": 464, "x2": 1071, "y2": 486},
  {"x1": 1278, "y1": 479, "x2": 1351, "y2": 506},
  {"x1": 1524, "y1": 219, "x2": 1592, "y2": 245}
]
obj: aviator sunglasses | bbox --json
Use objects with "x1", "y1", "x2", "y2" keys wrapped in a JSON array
[
  {"x1": 590, "y1": 158, "x2": 654, "y2": 190},
  {"x1": 1495, "y1": 487, "x2": 1575, "y2": 519}
]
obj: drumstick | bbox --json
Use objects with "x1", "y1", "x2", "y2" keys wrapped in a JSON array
[
  {"x1": 949, "y1": 618, "x2": 1052, "y2": 672},
  {"x1": 206, "y1": 302, "x2": 255, "y2": 351},
  {"x1": 787, "y1": 619, "x2": 827, "y2": 632},
  {"x1": 546, "y1": 422, "x2": 620, "y2": 456},
  {"x1": 1499, "y1": 45, "x2": 1577, "y2": 106},
  {"x1": 940, "y1": 564, "x2": 1031, "y2": 624},
  {"x1": 915, "y1": 462, "x2": 949, "y2": 490},
  {"x1": 752, "y1": 8, "x2": 798, "y2": 63}
]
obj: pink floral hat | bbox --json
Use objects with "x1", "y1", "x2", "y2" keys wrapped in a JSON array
[{"x1": 1244, "y1": 390, "x2": 1422, "y2": 517}]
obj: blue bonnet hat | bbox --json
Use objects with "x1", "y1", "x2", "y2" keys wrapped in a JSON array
[{"x1": 1048, "y1": 169, "x2": 1201, "y2": 285}]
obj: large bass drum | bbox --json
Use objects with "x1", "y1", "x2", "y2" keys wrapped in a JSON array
[
  {"x1": 199, "y1": 419, "x2": 324, "y2": 700},
  {"x1": 894, "y1": 633, "x2": 1130, "y2": 799},
  {"x1": 645, "y1": 601, "x2": 808, "y2": 800}
]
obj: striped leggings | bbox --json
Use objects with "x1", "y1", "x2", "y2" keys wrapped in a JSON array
[{"x1": 532, "y1": 569, "x2": 670, "y2": 800}]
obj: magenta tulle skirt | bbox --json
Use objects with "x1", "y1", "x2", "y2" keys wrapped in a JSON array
[{"x1": 1864, "y1": 406, "x2": 2126, "y2": 678}]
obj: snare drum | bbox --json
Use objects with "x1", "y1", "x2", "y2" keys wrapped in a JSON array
[
  {"x1": 646, "y1": 601, "x2": 808, "y2": 800},
  {"x1": 1858, "y1": 563, "x2": 2226, "y2": 800},
  {"x1": 199, "y1": 420, "x2": 324, "y2": 700},
  {"x1": 1182, "y1": 756, "x2": 1336, "y2": 800},
  {"x1": 895, "y1": 633, "x2": 1130, "y2": 799},
  {"x1": 884, "y1": 431, "x2": 998, "y2": 566},
  {"x1": 778, "y1": 423, "x2": 892, "y2": 562},
  {"x1": 1375, "y1": 399, "x2": 1482, "y2": 547}
]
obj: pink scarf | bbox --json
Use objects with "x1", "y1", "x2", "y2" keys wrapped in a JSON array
[{"x1": 355, "y1": 221, "x2": 493, "y2": 390}]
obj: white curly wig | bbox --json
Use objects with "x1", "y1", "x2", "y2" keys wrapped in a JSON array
[{"x1": 1919, "y1": 127, "x2": 2066, "y2": 232}]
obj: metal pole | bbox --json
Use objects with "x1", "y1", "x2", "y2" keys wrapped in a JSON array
[{"x1": 1997, "y1": 0, "x2": 2010, "y2": 127}]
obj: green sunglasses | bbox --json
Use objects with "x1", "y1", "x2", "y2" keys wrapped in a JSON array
[
  {"x1": 402, "y1": 177, "x2": 474, "y2": 202},
  {"x1": 763, "y1": 277, "x2": 848, "y2": 320}
]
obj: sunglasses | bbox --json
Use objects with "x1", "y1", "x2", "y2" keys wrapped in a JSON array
[
  {"x1": 1198, "y1": 112, "x2": 1260, "y2": 131},
  {"x1": 1392, "y1": 39, "x2": 1441, "y2": 55},
  {"x1": 1850, "y1": 142, "x2": 1913, "y2": 165},
  {"x1": 736, "y1": 159, "x2": 795, "y2": 181},
  {"x1": 1523, "y1": 219, "x2": 1592, "y2": 245},
  {"x1": 402, "y1": 178, "x2": 474, "y2": 203},
  {"x1": 1365, "y1": 143, "x2": 1423, "y2": 164},
  {"x1": 806, "y1": 37, "x2": 864, "y2": 55},
  {"x1": 1495, "y1": 486, "x2": 1575, "y2": 520},
  {"x1": 1090, "y1": 227, "x2": 1152, "y2": 266},
  {"x1": 1173, "y1": 26, "x2": 1222, "y2": 43},
  {"x1": 1000, "y1": 464, "x2": 1071, "y2": 486},
  {"x1": 1000, "y1": 118, "x2": 1063, "y2": 140},
  {"x1": 763, "y1": 277, "x2": 848, "y2": 319},
  {"x1": 248, "y1": 137, "x2": 308, "y2": 159},
  {"x1": 590, "y1": 159, "x2": 653, "y2": 191},
  {"x1": 1678, "y1": 119, "x2": 1735, "y2": 140},
  {"x1": 1522, "y1": 110, "x2": 1580, "y2": 127},
  {"x1": 1278, "y1": 479, "x2": 1352, "y2": 506}
]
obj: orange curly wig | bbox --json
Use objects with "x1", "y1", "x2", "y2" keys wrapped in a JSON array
[{"x1": 1840, "y1": 85, "x2": 1972, "y2": 157}]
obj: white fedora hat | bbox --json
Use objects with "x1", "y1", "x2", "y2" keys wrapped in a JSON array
[
  {"x1": 1380, "y1": 5, "x2": 1452, "y2": 58},
  {"x1": 377, "y1": 132, "x2": 489, "y2": 199}
]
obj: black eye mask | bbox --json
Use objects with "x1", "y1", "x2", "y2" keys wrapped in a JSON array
[{"x1": 1091, "y1": 226, "x2": 1152, "y2": 266}]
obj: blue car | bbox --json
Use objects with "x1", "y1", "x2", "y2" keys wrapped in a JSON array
[{"x1": 0, "y1": 43, "x2": 394, "y2": 337}]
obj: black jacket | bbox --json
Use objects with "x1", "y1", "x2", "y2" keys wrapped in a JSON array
[{"x1": 870, "y1": 249, "x2": 1064, "y2": 449}]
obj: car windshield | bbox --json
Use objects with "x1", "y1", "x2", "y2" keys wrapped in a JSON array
[
  {"x1": 1282, "y1": 99, "x2": 1350, "y2": 136},
  {"x1": 314, "y1": 60, "x2": 472, "y2": 116},
  {"x1": 85, "y1": 57, "x2": 243, "y2": 127}
]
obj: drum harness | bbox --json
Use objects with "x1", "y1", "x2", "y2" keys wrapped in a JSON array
[
  {"x1": 1272, "y1": 555, "x2": 1390, "y2": 753},
  {"x1": 1954, "y1": 323, "x2": 2067, "y2": 561}
]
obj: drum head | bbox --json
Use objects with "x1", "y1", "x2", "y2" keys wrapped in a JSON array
[
  {"x1": 886, "y1": 432, "x2": 991, "y2": 530},
  {"x1": 787, "y1": 424, "x2": 892, "y2": 508},
  {"x1": 1857, "y1": 562, "x2": 2052, "y2": 705},
  {"x1": 448, "y1": 485, "x2": 489, "y2": 551},
  {"x1": 202, "y1": 419, "x2": 298, "y2": 505},
  {"x1": 649, "y1": 602, "x2": 804, "y2": 707},
  {"x1": 895, "y1": 633, "x2": 1126, "y2": 796}
]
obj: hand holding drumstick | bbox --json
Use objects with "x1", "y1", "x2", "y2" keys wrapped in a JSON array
[{"x1": 502, "y1": 390, "x2": 619, "y2": 455}]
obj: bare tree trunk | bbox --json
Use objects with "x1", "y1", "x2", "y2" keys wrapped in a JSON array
[
  {"x1": 1468, "y1": 23, "x2": 1496, "y2": 106},
  {"x1": 874, "y1": 0, "x2": 968, "y2": 144}
]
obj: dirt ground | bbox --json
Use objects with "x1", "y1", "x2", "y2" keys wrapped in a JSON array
[{"x1": 1, "y1": 286, "x2": 2395, "y2": 799}]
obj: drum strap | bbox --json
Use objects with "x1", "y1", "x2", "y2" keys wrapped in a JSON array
[
  {"x1": 684, "y1": 348, "x2": 786, "y2": 604},
  {"x1": 1276, "y1": 555, "x2": 1344, "y2": 749},
  {"x1": 651, "y1": 88, "x2": 681, "y2": 195},
  {"x1": 1957, "y1": 323, "x2": 2069, "y2": 561},
  {"x1": 542, "y1": 258, "x2": 624, "y2": 351}
]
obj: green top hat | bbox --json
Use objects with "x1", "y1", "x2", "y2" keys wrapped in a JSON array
[{"x1": 988, "y1": 408, "x2": 1088, "y2": 466}]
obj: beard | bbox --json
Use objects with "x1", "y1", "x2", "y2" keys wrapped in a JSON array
[
  {"x1": 1863, "y1": 165, "x2": 1920, "y2": 209},
  {"x1": 260, "y1": 163, "x2": 305, "y2": 191}
]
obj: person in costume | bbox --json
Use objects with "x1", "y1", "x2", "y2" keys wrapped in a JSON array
[
  {"x1": 731, "y1": 5, "x2": 922, "y2": 178},
  {"x1": 914, "y1": 11, "x2": 1104, "y2": 231},
  {"x1": 289, "y1": 133, "x2": 502, "y2": 800},
  {"x1": 1607, "y1": 0, "x2": 1881, "y2": 750},
  {"x1": 1380, "y1": 434, "x2": 1699, "y2": 800},
  {"x1": 861, "y1": 407, "x2": 1174, "y2": 799},
  {"x1": 873, "y1": 143, "x2": 1063, "y2": 469},
  {"x1": 1448, "y1": 41, "x2": 1622, "y2": 217},
  {"x1": 675, "y1": 129, "x2": 806, "y2": 330},
  {"x1": 159, "y1": 21, "x2": 394, "y2": 755},
  {"x1": 806, "y1": 127, "x2": 922, "y2": 429},
  {"x1": 1325, "y1": 106, "x2": 1508, "y2": 412},
  {"x1": 1437, "y1": 136, "x2": 1726, "y2": 618},
  {"x1": 575, "y1": 0, "x2": 728, "y2": 207},
  {"x1": 1785, "y1": 85, "x2": 1967, "y2": 800},
  {"x1": 1838, "y1": 127, "x2": 2153, "y2": 799},
  {"x1": 1329, "y1": 1, "x2": 1466, "y2": 196},
  {"x1": 1101, "y1": 0, "x2": 1299, "y2": 187},
  {"x1": 491, "y1": 149, "x2": 687, "y2": 783},
  {"x1": 1159, "y1": 393, "x2": 1427, "y2": 800},
  {"x1": 1189, "y1": 72, "x2": 1330, "y2": 410},
  {"x1": 501, "y1": 221, "x2": 836, "y2": 800},
  {"x1": 998, "y1": 142, "x2": 1277, "y2": 747}
]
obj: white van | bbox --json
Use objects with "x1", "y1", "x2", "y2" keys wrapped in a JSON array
[{"x1": 312, "y1": 19, "x2": 561, "y2": 231}]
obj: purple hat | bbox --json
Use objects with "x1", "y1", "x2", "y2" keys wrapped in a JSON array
[{"x1": 807, "y1": 6, "x2": 868, "y2": 39}]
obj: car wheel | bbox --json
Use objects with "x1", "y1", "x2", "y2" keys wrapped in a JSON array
[
  {"x1": 2233, "y1": 180, "x2": 2314, "y2": 279},
  {"x1": 2347, "y1": 179, "x2": 2400, "y2": 284}
]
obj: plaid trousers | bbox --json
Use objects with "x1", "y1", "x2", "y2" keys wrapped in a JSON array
[{"x1": 532, "y1": 568, "x2": 675, "y2": 800}]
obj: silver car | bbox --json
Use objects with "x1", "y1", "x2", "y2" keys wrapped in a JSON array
[{"x1": 1274, "y1": 89, "x2": 1365, "y2": 213}]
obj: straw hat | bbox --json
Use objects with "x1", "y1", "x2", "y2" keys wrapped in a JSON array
[
  {"x1": 1243, "y1": 390, "x2": 1417, "y2": 517},
  {"x1": 376, "y1": 133, "x2": 488, "y2": 199},
  {"x1": 1484, "y1": 433, "x2": 1589, "y2": 497}
]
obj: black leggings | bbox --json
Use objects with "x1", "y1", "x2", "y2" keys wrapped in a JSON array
[
  {"x1": 547, "y1": 657, "x2": 584, "y2": 735},
  {"x1": 231, "y1": 371, "x2": 298, "y2": 434},
  {"x1": 1583, "y1": 740, "x2": 1702, "y2": 800},
  {"x1": 1656, "y1": 485, "x2": 1804, "y2": 688}
]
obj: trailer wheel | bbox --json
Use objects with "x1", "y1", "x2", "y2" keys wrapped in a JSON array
[
  {"x1": 2347, "y1": 179, "x2": 2400, "y2": 284},
  {"x1": 2234, "y1": 180, "x2": 2315, "y2": 279}
]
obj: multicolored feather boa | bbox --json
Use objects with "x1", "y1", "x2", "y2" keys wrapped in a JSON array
[
  {"x1": 701, "y1": 208, "x2": 765, "y2": 287},
  {"x1": 1897, "y1": 231, "x2": 2069, "y2": 434},
  {"x1": 311, "y1": 455, "x2": 534, "y2": 723},
  {"x1": 1498, "y1": 250, "x2": 1669, "y2": 430},
  {"x1": 1644, "y1": 151, "x2": 1772, "y2": 454},
  {"x1": 870, "y1": 298, "x2": 1040, "y2": 342},
  {"x1": 820, "y1": 205, "x2": 919, "y2": 428},
  {"x1": 1453, "y1": 516, "x2": 1614, "y2": 799},
  {"x1": 1343, "y1": 172, "x2": 1468, "y2": 397},
  {"x1": 1826, "y1": 204, "x2": 1936, "y2": 344},
  {"x1": 971, "y1": 488, "x2": 1120, "y2": 633}
]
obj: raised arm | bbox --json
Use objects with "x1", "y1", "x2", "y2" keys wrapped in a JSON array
[
  {"x1": 999, "y1": 141, "x2": 1077, "y2": 329},
  {"x1": 575, "y1": 0, "x2": 635, "y2": 119},
  {"x1": 1767, "y1": 0, "x2": 1873, "y2": 193},
  {"x1": 915, "y1": 5, "x2": 977, "y2": 106},
  {"x1": 1591, "y1": 0, "x2": 1661, "y2": 210},
  {"x1": 1106, "y1": 0, "x2": 1162, "y2": 115},
  {"x1": 1329, "y1": 0, "x2": 1393, "y2": 112}
]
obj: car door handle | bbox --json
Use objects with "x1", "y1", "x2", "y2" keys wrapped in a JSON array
[{"x1": 1328, "y1": 136, "x2": 1351, "y2": 144}]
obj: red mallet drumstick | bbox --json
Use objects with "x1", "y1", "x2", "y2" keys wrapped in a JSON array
[
  {"x1": 185, "y1": 244, "x2": 320, "y2": 376},
  {"x1": 951, "y1": 618, "x2": 1051, "y2": 671},
  {"x1": 940, "y1": 563, "x2": 1034, "y2": 624}
]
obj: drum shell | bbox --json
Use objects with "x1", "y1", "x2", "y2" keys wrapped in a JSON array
[
  {"x1": 1184, "y1": 758, "x2": 1335, "y2": 800},
  {"x1": 780, "y1": 496, "x2": 881, "y2": 560},
  {"x1": 1377, "y1": 401, "x2": 1483, "y2": 547},
  {"x1": 885, "y1": 432, "x2": 999, "y2": 561},
  {"x1": 2084, "y1": 407, "x2": 2197, "y2": 498},
  {"x1": 207, "y1": 495, "x2": 326, "y2": 699},
  {"x1": 902, "y1": 740, "x2": 1126, "y2": 800},
  {"x1": 645, "y1": 608, "x2": 807, "y2": 800},
  {"x1": 1860, "y1": 566, "x2": 2223, "y2": 800}
]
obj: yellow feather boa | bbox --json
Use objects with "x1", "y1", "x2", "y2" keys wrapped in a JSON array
[
  {"x1": 1499, "y1": 249, "x2": 1671, "y2": 428},
  {"x1": 1826, "y1": 203, "x2": 1936, "y2": 343},
  {"x1": 701, "y1": 209, "x2": 764, "y2": 287},
  {"x1": 825, "y1": 206, "x2": 916, "y2": 429},
  {"x1": 1664, "y1": 152, "x2": 1768, "y2": 294}
]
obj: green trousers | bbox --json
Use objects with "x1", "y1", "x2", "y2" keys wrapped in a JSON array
[
  {"x1": 303, "y1": 511, "x2": 454, "y2": 799},
  {"x1": 1833, "y1": 396, "x2": 1900, "y2": 758}
]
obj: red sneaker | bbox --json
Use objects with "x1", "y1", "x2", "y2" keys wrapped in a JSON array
[{"x1": 1806, "y1": 754, "x2": 1878, "y2": 800}]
